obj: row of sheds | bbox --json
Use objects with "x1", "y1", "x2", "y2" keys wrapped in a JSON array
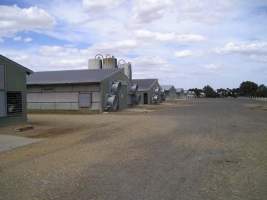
[{"x1": 0, "y1": 54, "x2": 163, "y2": 126}]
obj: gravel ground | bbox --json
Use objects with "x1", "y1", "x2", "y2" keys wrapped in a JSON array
[{"x1": 0, "y1": 99, "x2": 266, "y2": 200}]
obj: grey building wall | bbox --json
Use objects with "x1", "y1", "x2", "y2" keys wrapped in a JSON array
[
  {"x1": 27, "y1": 84, "x2": 101, "y2": 112},
  {"x1": 0, "y1": 59, "x2": 28, "y2": 126}
]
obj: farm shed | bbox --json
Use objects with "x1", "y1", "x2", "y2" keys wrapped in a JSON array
[
  {"x1": 132, "y1": 79, "x2": 161, "y2": 104},
  {"x1": 162, "y1": 85, "x2": 177, "y2": 100},
  {"x1": 0, "y1": 55, "x2": 33, "y2": 126},
  {"x1": 27, "y1": 69, "x2": 129, "y2": 112}
]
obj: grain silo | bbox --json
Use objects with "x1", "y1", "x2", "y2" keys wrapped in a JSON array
[
  {"x1": 102, "y1": 55, "x2": 118, "y2": 69},
  {"x1": 118, "y1": 59, "x2": 132, "y2": 81},
  {"x1": 88, "y1": 54, "x2": 103, "y2": 70}
]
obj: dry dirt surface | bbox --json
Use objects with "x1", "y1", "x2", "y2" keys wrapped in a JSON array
[{"x1": 0, "y1": 99, "x2": 267, "y2": 200}]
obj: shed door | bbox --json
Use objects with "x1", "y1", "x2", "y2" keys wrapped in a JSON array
[
  {"x1": 79, "y1": 93, "x2": 91, "y2": 108},
  {"x1": 0, "y1": 91, "x2": 6, "y2": 117},
  {"x1": 0, "y1": 65, "x2": 5, "y2": 90}
]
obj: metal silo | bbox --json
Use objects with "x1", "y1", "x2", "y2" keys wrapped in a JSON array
[
  {"x1": 118, "y1": 59, "x2": 132, "y2": 80},
  {"x1": 102, "y1": 55, "x2": 118, "y2": 69},
  {"x1": 88, "y1": 54, "x2": 103, "y2": 70}
]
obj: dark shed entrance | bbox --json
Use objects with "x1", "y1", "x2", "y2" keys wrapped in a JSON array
[{"x1": 144, "y1": 93, "x2": 148, "y2": 104}]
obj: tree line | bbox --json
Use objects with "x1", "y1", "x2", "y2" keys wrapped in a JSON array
[{"x1": 188, "y1": 81, "x2": 267, "y2": 98}]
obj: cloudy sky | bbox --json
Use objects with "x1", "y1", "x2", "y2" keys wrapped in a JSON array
[{"x1": 0, "y1": 0, "x2": 267, "y2": 89}]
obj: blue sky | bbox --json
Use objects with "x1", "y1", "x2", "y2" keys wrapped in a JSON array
[{"x1": 0, "y1": 0, "x2": 267, "y2": 89}]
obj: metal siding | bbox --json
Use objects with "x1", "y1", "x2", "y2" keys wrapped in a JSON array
[
  {"x1": 27, "y1": 92, "x2": 78, "y2": 103},
  {"x1": 0, "y1": 65, "x2": 5, "y2": 90},
  {"x1": 27, "y1": 84, "x2": 102, "y2": 111},
  {"x1": 119, "y1": 85, "x2": 128, "y2": 109},
  {"x1": 72, "y1": 85, "x2": 99, "y2": 92},
  {"x1": 91, "y1": 102, "x2": 101, "y2": 110},
  {"x1": 92, "y1": 92, "x2": 100, "y2": 102},
  {"x1": 27, "y1": 102, "x2": 79, "y2": 110},
  {"x1": 54, "y1": 86, "x2": 73, "y2": 92},
  {"x1": 0, "y1": 91, "x2": 6, "y2": 117},
  {"x1": 27, "y1": 102, "x2": 41, "y2": 110},
  {"x1": 27, "y1": 86, "x2": 42, "y2": 93},
  {"x1": 6, "y1": 63, "x2": 26, "y2": 91},
  {"x1": 55, "y1": 103, "x2": 79, "y2": 110}
]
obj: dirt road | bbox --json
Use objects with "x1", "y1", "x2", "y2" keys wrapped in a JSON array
[{"x1": 0, "y1": 99, "x2": 266, "y2": 200}]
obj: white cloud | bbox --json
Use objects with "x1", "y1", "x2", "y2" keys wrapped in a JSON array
[
  {"x1": 92, "y1": 40, "x2": 138, "y2": 55},
  {"x1": 133, "y1": 0, "x2": 174, "y2": 23},
  {"x1": 24, "y1": 37, "x2": 33, "y2": 43},
  {"x1": 13, "y1": 36, "x2": 22, "y2": 41},
  {"x1": 204, "y1": 64, "x2": 221, "y2": 70},
  {"x1": 175, "y1": 50, "x2": 193, "y2": 58},
  {"x1": 82, "y1": 0, "x2": 124, "y2": 10},
  {"x1": 13, "y1": 36, "x2": 33, "y2": 43},
  {"x1": 175, "y1": 0, "x2": 234, "y2": 23},
  {"x1": 216, "y1": 42, "x2": 267, "y2": 55},
  {"x1": 135, "y1": 29, "x2": 205, "y2": 43},
  {"x1": 0, "y1": 5, "x2": 55, "y2": 38},
  {"x1": 215, "y1": 41, "x2": 267, "y2": 63},
  {"x1": 97, "y1": 40, "x2": 137, "y2": 50}
]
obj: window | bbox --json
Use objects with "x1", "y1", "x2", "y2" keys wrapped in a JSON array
[
  {"x1": 0, "y1": 91, "x2": 6, "y2": 117},
  {"x1": 0, "y1": 65, "x2": 5, "y2": 89},
  {"x1": 7, "y1": 92, "x2": 22, "y2": 115}
]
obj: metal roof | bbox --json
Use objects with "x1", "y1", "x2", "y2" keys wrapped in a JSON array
[
  {"x1": 132, "y1": 79, "x2": 158, "y2": 91},
  {"x1": 27, "y1": 69, "x2": 122, "y2": 85},
  {"x1": 0, "y1": 54, "x2": 33, "y2": 75}
]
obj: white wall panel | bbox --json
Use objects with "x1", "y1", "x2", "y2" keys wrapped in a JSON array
[
  {"x1": 92, "y1": 92, "x2": 101, "y2": 102},
  {"x1": 91, "y1": 102, "x2": 101, "y2": 110},
  {"x1": 27, "y1": 92, "x2": 78, "y2": 103},
  {"x1": 55, "y1": 103, "x2": 79, "y2": 110},
  {"x1": 72, "y1": 85, "x2": 99, "y2": 92},
  {"x1": 27, "y1": 103, "x2": 41, "y2": 110}
]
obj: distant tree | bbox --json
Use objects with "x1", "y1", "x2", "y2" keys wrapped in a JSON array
[
  {"x1": 203, "y1": 85, "x2": 218, "y2": 98},
  {"x1": 231, "y1": 88, "x2": 240, "y2": 97},
  {"x1": 189, "y1": 88, "x2": 202, "y2": 97},
  {"x1": 239, "y1": 81, "x2": 258, "y2": 96},
  {"x1": 256, "y1": 84, "x2": 267, "y2": 97},
  {"x1": 217, "y1": 88, "x2": 227, "y2": 97}
]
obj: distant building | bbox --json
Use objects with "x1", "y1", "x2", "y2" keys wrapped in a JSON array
[
  {"x1": 27, "y1": 69, "x2": 129, "y2": 112},
  {"x1": 176, "y1": 88, "x2": 184, "y2": 98},
  {"x1": 132, "y1": 79, "x2": 161, "y2": 104},
  {"x1": 0, "y1": 55, "x2": 33, "y2": 126},
  {"x1": 161, "y1": 85, "x2": 177, "y2": 100},
  {"x1": 185, "y1": 90, "x2": 196, "y2": 98}
]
